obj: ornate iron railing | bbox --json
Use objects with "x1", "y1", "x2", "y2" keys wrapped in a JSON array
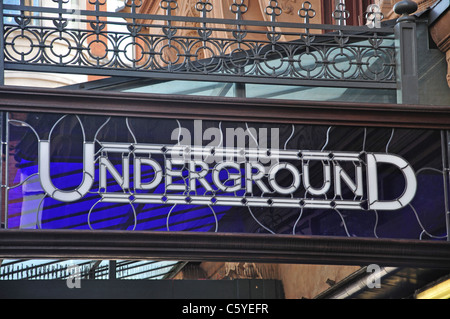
[{"x1": 1, "y1": 0, "x2": 397, "y2": 88}]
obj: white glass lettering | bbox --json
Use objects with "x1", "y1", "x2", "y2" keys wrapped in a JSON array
[
  {"x1": 213, "y1": 162, "x2": 241, "y2": 192},
  {"x1": 366, "y1": 153, "x2": 417, "y2": 210},
  {"x1": 134, "y1": 157, "x2": 163, "y2": 190},
  {"x1": 303, "y1": 161, "x2": 331, "y2": 196},
  {"x1": 39, "y1": 140, "x2": 95, "y2": 202},
  {"x1": 37, "y1": 140, "x2": 417, "y2": 211}
]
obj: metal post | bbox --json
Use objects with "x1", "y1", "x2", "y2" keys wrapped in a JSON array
[
  {"x1": 234, "y1": 82, "x2": 246, "y2": 98},
  {"x1": 3, "y1": 113, "x2": 8, "y2": 230},
  {"x1": 109, "y1": 260, "x2": 117, "y2": 280},
  {"x1": 442, "y1": 130, "x2": 450, "y2": 242},
  {"x1": 88, "y1": 260, "x2": 101, "y2": 280},
  {"x1": 394, "y1": 1, "x2": 419, "y2": 104},
  {"x1": 0, "y1": 112, "x2": 3, "y2": 230}
]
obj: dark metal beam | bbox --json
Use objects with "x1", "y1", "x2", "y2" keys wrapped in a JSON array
[
  {"x1": 0, "y1": 86, "x2": 450, "y2": 129},
  {"x1": 3, "y1": 64, "x2": 398, "y2": 90},
  {"x1": 1, "y1": 229, "x2": 450, "y2": 268}
]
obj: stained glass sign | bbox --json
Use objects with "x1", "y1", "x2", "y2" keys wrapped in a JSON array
[{"x1": 3, "y1": 111, "x2": 448, "y2": 241}]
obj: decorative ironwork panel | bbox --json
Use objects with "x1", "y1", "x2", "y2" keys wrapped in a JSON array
[
  {"x1": 2, "y1": 110, "x2": 448, "y2": 241},
  {"x1": 2, "y1": 0, "x2": 396, "y2": 88}
]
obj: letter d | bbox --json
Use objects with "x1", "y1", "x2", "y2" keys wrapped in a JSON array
[{"x1": 366, "y1": 153, "x2": 417, "y2": 210}]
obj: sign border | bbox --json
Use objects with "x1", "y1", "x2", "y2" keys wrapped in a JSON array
[
  {"x1": 1, "y1": 86, "x2": 450, "y2": 129},
  {"x1": 1, "y1": 229, "x2": 450, "y2": 268}
]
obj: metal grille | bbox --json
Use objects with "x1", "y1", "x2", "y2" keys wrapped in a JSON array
[
  {"x1": 0, "y1": 259, "x2": 182, "y2": 280},
  {"x1": 2, "y1": 0, "x2": 396, "y2": 88}
]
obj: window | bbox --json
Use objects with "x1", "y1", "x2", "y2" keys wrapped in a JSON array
[{"x1": 3, "y1": 0, "x2": 41, "y2": 25}]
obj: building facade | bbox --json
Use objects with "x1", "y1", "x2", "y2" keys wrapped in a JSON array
[{"x1": 0, "y1": 0, "x2": 450, "y2": 300}]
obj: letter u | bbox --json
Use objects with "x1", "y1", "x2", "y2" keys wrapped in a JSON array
[{"x1": 38, "y1": 140, "x2": 95, "y2": 202}]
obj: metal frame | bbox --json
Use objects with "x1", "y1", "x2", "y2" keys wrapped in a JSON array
[
  {"x1": 0, "y1": 1, "x2": 447, "y2": 267},
  {"x1": 1, "y1": 229, "x2": 450, "y2": 268},
  {"x1": 0, "y1": 86, "x2": 450, "y2": 267}
]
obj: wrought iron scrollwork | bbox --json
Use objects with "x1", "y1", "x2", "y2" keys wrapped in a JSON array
[{"x1": 2, "y1": 0, "x2": 395, "y2": 88}]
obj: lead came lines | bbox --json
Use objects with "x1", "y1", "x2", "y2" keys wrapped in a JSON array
[{"x1": 4, "y1": 114, "x2": 448, "y2": 240}]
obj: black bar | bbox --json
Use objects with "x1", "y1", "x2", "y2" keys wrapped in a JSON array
[
  {"x1": 0, "y1": 278, "x2": 285, "y2": 299},
  {"x1": 3, "y1": 63, "x2": 397, "y2": 90},
  {"x1": 442, "y1": 130, "x2": 450, "y2": 242},
  {"x1": 1, "y1": 229, "x2": 450, "y2": 268},
  {"x1": 0, "y1": 86, "x2": 449, "y2": 129}
]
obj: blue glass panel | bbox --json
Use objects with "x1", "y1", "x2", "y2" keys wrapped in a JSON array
[{"x1": 6, "y1": 112, "x2": 448, "y2": 241}]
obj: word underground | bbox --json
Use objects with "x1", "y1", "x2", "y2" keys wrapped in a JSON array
[{"x1": 38, "y1": 140, "x2": 417, "y2": 211}]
